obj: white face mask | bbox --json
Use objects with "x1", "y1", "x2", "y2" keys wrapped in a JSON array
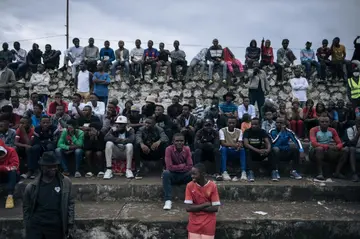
[
  {"x1": 111, "y1": 126, "x2": 117, "y2": 131},
  {"x1": 353, "y1": 72, "x2": 360, "y2": 77}
]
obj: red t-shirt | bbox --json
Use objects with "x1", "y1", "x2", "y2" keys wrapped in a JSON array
[
  {"x1": 184, "y1": 180, "x2": 221, "y2": 236},
  {"x1": 15, "y1": 127, "x2": 35, "y2": 144}
]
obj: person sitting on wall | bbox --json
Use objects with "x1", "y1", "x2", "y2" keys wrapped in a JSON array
[
  {"x1": 62, "y1": 37, "x2": 84, "y2": 80},
  {"x1": 162, "y1": 133, "x2": 192, "y2": 210},
  {"x1": 219, "y1": 116, "x2": 246, "y2": 182},
  {"x1": 0, "y1": 139, "x2": 20, "y2": 209},
  {"x1": 143, "y1": 40, "x2": 159, "y2": 81},
  {"x1": 223, "y1": 47, "x2": 244, "y2": 82},
  {"x1": 206, "y1": 38, "x2": 227, "y2": 84},
  {"x1": 77, "y1": 105, "x2": 101, "y2": 130},
  {"x1": 309, "y1": 116, "x2": 348, "y2": 180},
  {"x1": 185, "y1": 48, "x2": 208, "y2": 81},
  {"x1": 25, "y1": 92, "x2": 45, "y2": 115},
  {"x1": 104, "y1": 116, "x2": 135, "y2": 180},
  {"x1": 155, "y1": 42, "x2": 172, "y2": 81},
  {"x1": 92, "y1": 63, "x2": 111, "y2": 106},
  {"x1": 83, "y1": 37, "x2": 100, "y2": 73},
  {"x1": 130, "y1": 39, "x2": 144, "y2": 79},
  {"x1": 55, "y1": 119, "x2": 84, "y2": 178},
  {"x1": 243, "y1": 118, "x2": 272, "y2": 182},
  {"x1": 42, "y1": 44, "x2": 61, "y2": 70},
  {"x1": 1, "y1": 105, "x2": 21, "y2": 129},
  {"x1": 269, "y1": 117, "x2": 304, "y2": 181},
  {"x1": 205, "y1": 105, "x2": 227, "y2": 131},
  {"x1": 245, "y1": 39, "x2": 261, "y2": 66},
  {"x1": 170, "y1": 40, "x2": 187, "y2": 81},
  {"x1": 276, "y1": 39, "x2": 297, "y2": 81},
  {"x1": 176, "y1": 104, "x2": 197, "y2": 149},
  {"x1": 134, "y1": 116, "x2": 169, "y2": 179},
  {"x1": 8, "y1": 41, "x2": 27, "y2": 79},
  {"x1": 300, "y1": 41, "x2": 320, "y2": 79},
  {"x1": 316, "y1": 39, "x2": 331, "y2": 81},
  {"x1": 99, "y1": 40, "x2": 115, "y2": 72},
  {"x1": 26, "y1": 43, "x2": 43, "y2": 73},
  {"x1": 111, "y1": 40, "x2": 130, "y2": 79}
]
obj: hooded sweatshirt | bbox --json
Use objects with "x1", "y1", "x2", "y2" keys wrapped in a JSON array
[
  {"x1": 206, "y1": 45, "x2": 224, "y2": 61},
  {"x1": 223, "y1": 47, "x2": 235, "y2": 62},
  {"x1": 245, "y1": 40, "x2": 261, "y2": 62},
  {"x1": 261, "y1": 40, "x2": 274, "y2": 64},
  {"x1": 0, "y1": 140, "x2": 19, "y2": 173}
]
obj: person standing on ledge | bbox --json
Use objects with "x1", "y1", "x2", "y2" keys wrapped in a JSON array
[
  {"x1": 23, "y1": 151, "x2": 75, "y2": 239},
  {"x1": 185, "y1": 163, "x2": 220, "y2": 239}
]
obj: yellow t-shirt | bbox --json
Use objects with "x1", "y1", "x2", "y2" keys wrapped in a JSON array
[{"x1": 331, "y1": 44, "x2": 346, "y2": 61}]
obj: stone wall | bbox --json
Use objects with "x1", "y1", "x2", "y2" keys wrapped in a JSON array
[{"x1": 14, "y1": 65, "x2": 347, "y2": 109}]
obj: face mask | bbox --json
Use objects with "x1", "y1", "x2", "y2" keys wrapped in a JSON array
[
  {"x1": 112, "y1": 126, "x2": 117, "y2": 131},
  {"x1": 354, "y1": 72, "x2": 360, "y2": 77}
]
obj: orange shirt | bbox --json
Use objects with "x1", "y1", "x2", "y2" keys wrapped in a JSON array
[
  {"x1": 241, "y1": 122, "x2": 251, "y2": 132},
  {"x1": 184, "y1": 180, "x2": 221, "y2": 236}
]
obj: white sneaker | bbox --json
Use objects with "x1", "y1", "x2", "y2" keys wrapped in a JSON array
[
  {"x1": 85, "y1": 172, "x2": 93, "y2": 178},
  {"x1": 232, "y1": 176, "x2": 239, "y2": 182},
  {"x1": 103, "y1": 169, "x2": 113, "y2": 180},
  {"x1": 97, "y1": 171, "x2": 105, "y2": 178},
  {"x1": 222, "y1": 171, "x2": 231, "y2": 181},
  {"x1": 240, "y1": 171, "x2": 247, "y2": 181},
  {"x1": 163, "y1": 200, "x2": 172, "y2": 210},
  {"x1": 126, "y1": 169, "x2": 134, "y2": 179}
]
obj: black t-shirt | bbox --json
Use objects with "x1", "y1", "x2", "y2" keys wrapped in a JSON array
[
  {"x1": 243, "y1": 128, "x2": 268, "y2": 149},
  {"x1": 337, "y1": 108, "x2": 348, "y2": 122},
  {"x1": 77, "y1": 115, "x2": 101, "y2": 127},
  {"x1": 158, "y1": 51, "x2": 169, "y2": 62},
  {"x1": 31, "y1": 178, "x2": 62, "y2": 226},
  {"x1": 84, "y1": 132, "x2": 105, "y2": 151},
  {"x1": 33, "y1": 126, "x2": 57, "y2": 145}
]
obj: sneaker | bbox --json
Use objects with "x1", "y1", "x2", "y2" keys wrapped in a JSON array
[
  {"x1": 247, "y1": 170, "x2": 255, "y2": 182},
  {"x1": 352, "y1": 173, "x2": 359, "y2": 182},
  {"x1": 208, "y1": 79, "x2": 213, "y2": 84},
  {"x1": 74, "y1": 171, "x2": 82, "y2": 178},
  {"x1": 135, "y1": 169, "x2": 143, "y2": 180},
  {"x1": 232, "y1": 176, "x2": 239, "y2": 182},
  {"x1": 5, "y1": 195, "x2": 14, "y2": 209},
  {"x1": 97, "y1": 171, "x2": 105, "y2": 178},
  {"x1": 85, "y1": 172, "x2": 93, "y2": 178},
  {"x1": 276, "y1": 170, "x2": 280, "y2": 179},
  {"x1": 222, "y1": 171, "x2": 231, "y2": 181},
  {"x1": 126, "y1": 169, "x2": 134, "y2": 179},
  {"x1": 315, "y1": 174, "x2": 325, "y2": 181},
  {"x1": 290, "y1": 170, "x2": 302, "y2": 180},
  {"x1": 163, "y1": 200, "x2": 172, "y2": 210},
  {"x1": 240, "y1": 171, "x2": 247, "y2": 181},
  {"x1": 271, "y1": 170, "x2": 279, "y2": 182},
  {"x1": 222, "y1": 79, "x2": 226, "y2": 84},
  {"x1": 103, "y1": 169, "x2": 113, "y2": 180},
  {"x1": 215, "y1": 174, "x2": 223, "y2": 181}
]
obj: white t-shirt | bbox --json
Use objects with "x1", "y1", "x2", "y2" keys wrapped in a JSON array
[
  {"x1": 289, "y1": 77, "x2": 309, "y2": 102},
  {"x1": 68, "y1": 102, "x2": 86, "y2": 117},
  {"x1": 130, "y1": 47, "x2": 144, "y2": 62},
  {"x1": 86, "y1": 101, "x2": 105, "y2": 116},
  {"x1": 219, "y1": 127, "x2": 243, "y2": 141},
  {"x1": 77, "y1": 70, "x2": 90, "y2": 93}
]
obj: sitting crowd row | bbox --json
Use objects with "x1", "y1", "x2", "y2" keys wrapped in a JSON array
[
  {"x1": 0, "y1": 90, "x2": 360, "y2": 210},
  {"x1": 1, "y1": 36, "x2": 360, "y2": 84}
]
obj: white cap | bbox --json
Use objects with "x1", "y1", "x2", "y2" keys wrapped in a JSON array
[{"x1": 115, "y1": 116, "x2": 128, "y2": 124}]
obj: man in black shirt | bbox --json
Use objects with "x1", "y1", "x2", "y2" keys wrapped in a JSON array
[
  {"x1": 77, "y1": 105, "x2": 101, "y2": 128},
  {"x1": 243, "y1": 118, "x2": 272, "y2": 182},
  {"x1": 337, "y1": 99, "x2": 349, "y2": 137},
  {"x1": 27, "y1": 43, "x2": 43, "y2": 73},
  {"x1": 128, "y1": 105, "x2": 145, "y2": 132},
  {"x1": 23, "y1": 151, "x2": 74, "y2": 239},
  {"x1": 155, "y1": 104, "x2": 176, "y2": 140},
  {"x1": 42, "y1": 44, "x2": 61, "y2": 70},
  {"x1": 156, "y1": 42, "x2": 171, "y2": 81},
  {"x1": 167, "y1": 95, "x2": 182, "y2": 121},
  {"x1": 26, "y1": 116, "x2": 57, "y2": 179}
]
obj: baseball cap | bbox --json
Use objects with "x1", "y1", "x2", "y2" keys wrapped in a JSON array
[{"x1": 115, "y1": 116, "x2": 128, "y2": 124}]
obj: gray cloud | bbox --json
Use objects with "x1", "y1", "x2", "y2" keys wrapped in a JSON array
[{"x1": 0, "y1": 0, "x2": 358, "y2": 64}]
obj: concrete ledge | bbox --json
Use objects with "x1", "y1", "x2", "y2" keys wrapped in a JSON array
[
  {"x1": 3, "y1": 177, "x2": 360, "y2": 202},
  {"x1": 1, "y1": 201, "x2": 360, "y2": 239}
]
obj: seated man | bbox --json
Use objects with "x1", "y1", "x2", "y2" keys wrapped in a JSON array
[
  {"x1": 316, "y1": 39, "x2": 331, "y2": 81},
  {"x1": 185, "y1": 48, "x2": 208, "y2": 81},
  {"x1": 83, "y1": 122, "x2": 105, "y2": 178},
  {"x1": 51, "y1": 104, "x2": 71, "y2": 137},
  {"x1": 130, "y1": 39, "x2": 144, "y2": 79},
  {"x1": 143, "y1": 40, "x2": 159, "y2": 81},
  {"x1": 204, "y1": 104, "x2": 227, "y2": 131},
  {"x1": 86, "y1": 93, "x2": 106, "y2": 116},
  {"x1": 300, "y1": 41, "x2": 320, "y2": 79},
  {"x1": 8, "y1": 41, "x2": 27, "y2": 79},
  {"x1": 111, "y1": 40, "x2": 130, "y2": 79},
  {"x1": 345, "y1": 116, "x2": 360, "y2": 182},
  {"x1": 162, "y1": 133, "x2": 192, "y2": 210},
  {"x1": 194, "y1": 118, "x2": 221, "y2": 178},
  {"x1": 47, "y1": 92, "x2": 69, "y2": 117},
  {"x1": 1, "y1": 105, "x2": 20, "y2": 129},
  {"x1": 128, "y1": 105, "x2": 145, "y2": 133},
  {"x1": 219, "y1": 116, "x2": 246, "y2": 181},
  {"x1": 26, "y1": 43, "x2": 43, "y2": 73},
  {"x1": 101, "y1": 102, "x2": 118, "y2": 134},
  {"x1": 10, "y1": 96, "x2": 26, "y2": 118},
  {"x1": 156, "y1": 42, "x2": 171, "y2": 81},
  {"x1": 104, "y1": 116, "x2": 135, "y2": 179},
  {"x1": 261, "y1": 111, "x2": 276, "y2": 133},
  {"x1": 77, "y1": 105, "x2": 101, "y2": 128},
  {"x1": 219, "y1": 92, "x2": 238, "y2": 118},
  {"x1": 0, "y1": 118, "x2": 16, "y2": 147},
  {"x1": 135, "y1": 117, "x2": 169, "y2": 179},
  {"x1": 31, "y1": 104, "x2": 47, "y2": 128},
  {"x1": 166, "y1": 95, "x2": 182, "y2": 121},
  {"x1": 170, "y1": 40, "x2": 187, "y2": 80},
  {"x1": 55, "y1": 119, "x2": 84, "y2": 177},
  {"x1": 269, "y1": 117, "x2": 304, "y2": 181},
  {"x1": 245, "y1": 39, "x2": 261, "y2": 66},
  {"x1": 29, "y1": 64, "x2": 50, "y2": 106},
  {"x1": 42, "y1": 44, "x2": 61, "y2": 70},
  {"x1": 68, "y1": 93, "x2": 86, "y2": 119},
  {"x1": 206, "y1": 39, "x2": 227, "y2": 83},
  {"x1": 83, "y1": 37, "x2": 100, "y2": 73},
  {"x1": 309, "y1": 116, "x2": 348, "y2": 180},
  {"x1": 243, "y1": 118, "x2": 272, "y2": 182},
  {"x1": 176, "y1": 104, "x2": 197, "y2": 148},
  {"x1": 99, "y1": 40, "x2": 115, "y2": 71},
  {"x1": 155, "y1": 104, "x2": 176, "y2": 140},
  {"x1": 26, "y1": 116, "x2": 57, "y2": 179},
  {"x1": 14, "y1": 117, "x2": 33, "y2": 174},
  {"x1": 25, "y1": 92, "x2": 44, "y2": 115},
  {"x1": 0, "y1": 140, "x2": 19, "y2": 209},
  {"x1": 0, "y1": 42, "x2": 14, "y2": 65},
  {"x1": 62, "y1": 37, "x2": 84, "y2": 80},
  {"x1": 238, "y1": 97, "x2": 256, "y2": 121}
]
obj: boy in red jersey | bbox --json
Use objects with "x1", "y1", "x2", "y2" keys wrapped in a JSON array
[{"x1": 184, "y1": 163, "x2": 220, "y2": 239}]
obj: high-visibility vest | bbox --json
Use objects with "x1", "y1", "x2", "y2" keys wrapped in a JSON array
[{"x1": 348, "y1": 77, "x2": 360, "y2": 99}]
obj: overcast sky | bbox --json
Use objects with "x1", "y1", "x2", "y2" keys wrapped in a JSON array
[{"x1": 0, "y1": 0, "x2": 358, "y2": 64}]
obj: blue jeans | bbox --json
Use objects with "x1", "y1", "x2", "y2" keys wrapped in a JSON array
[
  {"x1": 0, "y1": 170, "x2": 19, "y2": 195},
  {"x1": 220, "y1": 147, "x2": 246, "y2": 174},
  {"x1": 162, "y1": 170, "x2": 192, "y2": 201},
  {"x1": 111, "y1": 60, "x2": 130, "y2": 77},
  {"x1": 55, "y1": 148, "x2": 83, "y2": 172},
  {"x1": 301, "y1": 60, "x2": 320, "y2": 78}
]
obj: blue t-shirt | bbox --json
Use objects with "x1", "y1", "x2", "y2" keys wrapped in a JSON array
[
  {"x1": 93, "y1": 72, "x2": 110, "y2": 97},
  {"x1": 219, "y1": 102, "x2": 237, "y2": 114}
]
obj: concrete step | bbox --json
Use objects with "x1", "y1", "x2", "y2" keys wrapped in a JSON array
[
  {"x1": 4, "y1": 177, "x2": 360, "y2": 203},
  {"x1": 1, "y1": 201, "x2": 360, "y2": 239}
]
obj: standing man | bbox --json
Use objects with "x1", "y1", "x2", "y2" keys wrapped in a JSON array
[
  {"x1": 330, "y1": 37, "x2": 351, "y2": 81},
  {"x1": 0, "y1": 57, "x2": 16, "y2": 100},
  {"x1": 62, "y1": 38, "x2": 84, "y2": 80},
  {"x1": 289, "y1": 67, "x2": 309, "y2": 106},
  {"x1": 130, "y1": 39, "x2": 144, "y2": 79},
  {"x1": 162, "y1": 133, "x2": 192, "y2": 210},
  {"x1": 23, "y1": 151, "x2": 74, "y2": 239},
  {"x1": 300, "y1": 42, "x2": 320, "y2": 79},
  {"x1": 206, "y1": 39, "x2": 227, "y2": 83},
  {"x1": 112, "y1": 40, "x2": 130, "y2": 79},
  {"x1": 92, "y1": 63, "x2": 111, "y2": 105},
  {"x1": 83, "y1": 37, "x2": 100, "y2": 73},
  {"x1": 170, "y1": 40, "x2": 187, "y2": 80},
  {"x1": 75, "y1": 62, "x2": 93, "y2": 101}
]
